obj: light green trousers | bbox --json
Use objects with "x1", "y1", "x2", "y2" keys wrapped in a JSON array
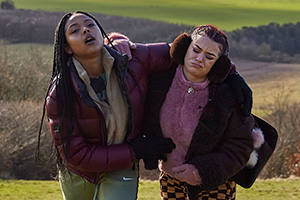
[{"x1": 59, "y1": 164, "x2": 139, "y2": 200}]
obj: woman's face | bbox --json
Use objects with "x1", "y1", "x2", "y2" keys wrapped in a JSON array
[
  {"x1": 64, "y1": 13, "x2": 103, "y2": 58},
  {"x1": 183, "y1": 34, "x2": 221, "y2": 82}
]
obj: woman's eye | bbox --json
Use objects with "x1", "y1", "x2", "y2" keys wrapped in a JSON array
[
  {"x1": 206, "y1": 56, "x2": 213, "y2": 60},
  {"x1": 71, "y1": 29, "x2": 78, "y2": 34},
  {"x1": 88, "y1": 23, "x2": 95, "y2": 27},
  {"x1": 193, "y1": 48, "x2": 199, "y2": 53}
]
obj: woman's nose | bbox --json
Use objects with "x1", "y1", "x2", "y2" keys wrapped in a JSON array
[
  {"x1": 196, "y1": 53, "x2": 204, "y2": 62},
  {"x1": 83, "y1": 27, "x2": 90, "y2": 34}
]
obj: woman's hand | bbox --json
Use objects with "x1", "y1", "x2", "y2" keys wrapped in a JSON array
[
  {"x1": 172, "y1": 164, "x2": 202, "y2": 186},
  {"x1": 112, "y1": 39, "x2": 136, "y2": 60},
  {"x1": 105, "y1": 32, "x2": 136, "y2": 60}
]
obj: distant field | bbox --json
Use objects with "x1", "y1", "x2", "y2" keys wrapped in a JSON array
[
  {"x1": 1, "y1": 178, "x2": 300, "y2": 200},
  {"x1": 233, "y1": 59, "x2": 300, "y2": 116},
  {"x1": 12, "y1": 0, "x2": 300, "y2": 31}
]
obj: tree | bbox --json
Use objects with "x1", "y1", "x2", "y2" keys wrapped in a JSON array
[{"x1": 1, "y1": 0, "x2": 15, "y2": 10}]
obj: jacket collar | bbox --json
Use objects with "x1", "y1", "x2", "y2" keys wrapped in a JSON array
[
  {"x1": 103, "y1": 45, "x2": 128, "y2": 81},
  {"x1": 72, "y1": 46, "x2": 114, "y2": 86}
]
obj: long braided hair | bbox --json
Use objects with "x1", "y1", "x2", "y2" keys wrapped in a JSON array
[{"x1": 36, "y1": 11, "x2": 115, "y2": 166}]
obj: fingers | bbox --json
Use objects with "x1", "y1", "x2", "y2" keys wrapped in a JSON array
[
  {"x1": 172, "y1": 164, "x2": 187, "y2": 173},
  {"x1": 129, "y1": 41, "x2": 137, "y2": 49},
  {"x1": 116, "y1": 45, "x2": 126, "y2": 56},
  {"x1": 112, "y1": 39, "x2": 133, "y2": 60},
  {"x1": 122, "y1": 41, "x2": 133, "y2": 60},
  {"x1": 173, "y1": 165, "x2": 186, "y2": 180},
  {"x1": 174, "y1": 170, "x2": 187, "y2": 182}
]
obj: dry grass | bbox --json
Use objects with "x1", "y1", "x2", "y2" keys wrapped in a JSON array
[{"x1": 233, "y1": 58, "x2": 300, "y2": 116}]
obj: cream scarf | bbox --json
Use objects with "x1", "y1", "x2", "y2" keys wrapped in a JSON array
[{"x1": 72, "y1": 47, "x2": 128, "y2": 145}]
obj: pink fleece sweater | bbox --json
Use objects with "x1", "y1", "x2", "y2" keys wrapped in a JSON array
[{"x1": 159, "y1": 65, "x2": 210, "y2": 177}]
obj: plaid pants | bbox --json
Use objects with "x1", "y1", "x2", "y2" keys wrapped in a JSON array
[{"x1": 160, "y1": 172, "x2": 236, "y2": 200}]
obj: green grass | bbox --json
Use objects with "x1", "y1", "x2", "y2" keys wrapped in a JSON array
[
  {"x1": 1, "y1": 179, "x2": 300, "y2": 200},
  {"x1": 12, "y1": 0, "x2": 300, "y2": 31}
]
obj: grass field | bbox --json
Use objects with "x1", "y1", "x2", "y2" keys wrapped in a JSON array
[
  {"x1": 1, "y1": 178, "x2": 300, "y2": 200},
  {"x1": 12, "y1": 0, "x2": 300, "y2": 31}
]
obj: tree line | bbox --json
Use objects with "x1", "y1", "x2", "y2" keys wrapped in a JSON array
[{"x1": 228, "y1": 22, "x2": 300, "y2": 63}]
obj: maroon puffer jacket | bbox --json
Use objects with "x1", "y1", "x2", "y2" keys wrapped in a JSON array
[{"x1": 46, "y1": 44, "x2": 172, "y2": 183}]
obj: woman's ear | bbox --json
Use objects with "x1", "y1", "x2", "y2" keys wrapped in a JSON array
[
  {"x1": 170, "y1": 33, "x2": 192, "y2": 65},
  {"x1": 64, "y1": 44, "x2": 73, "y2": 55},
  {"x1": 207, "y1": 56, "x2": 232, "y2": 84}
]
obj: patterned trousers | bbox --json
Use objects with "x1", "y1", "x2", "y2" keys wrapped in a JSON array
[{"x1": 160, "y1": 172, "x2": 236, "y2": 200}]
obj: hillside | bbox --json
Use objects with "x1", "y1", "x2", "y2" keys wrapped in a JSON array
[
  {"x1": 11, "y1": 0, "x2": 300, "y2": 31},
  {"x1": 0, "y1": 9, "x2": 192, "y2": 44},
  {"x1": 1, "y1": 9, "x2": 300, "y2": 63}
]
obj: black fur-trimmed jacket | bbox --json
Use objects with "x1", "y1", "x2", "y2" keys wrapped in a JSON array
[{"x1": 141, "y1": 67, "x2": 255, "y2": 191}]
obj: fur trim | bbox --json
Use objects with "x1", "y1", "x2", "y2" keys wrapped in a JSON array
[
  {"x1": 170, "y1": 33, "x2": 192, "y2": 65},
  {"x1": 252, "y1": 128, "x2": 264, "y2": 149},
  {"x1": 246, "y1": 128, "x2": 265, "y2": 168},
  {"x1": 246, "y1": 151, "x2": 259, "y2": 168},
  {"x1": 207, "y1": 56, "x2": 231, "y2": 84}
]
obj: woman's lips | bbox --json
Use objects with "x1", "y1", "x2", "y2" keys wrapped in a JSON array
[
  {"x1": 190, "y1": 62, "x2": 202, "y2": 68},
  {"x1": 85, "y1": 34, "x2": 96, "y2": 44}
]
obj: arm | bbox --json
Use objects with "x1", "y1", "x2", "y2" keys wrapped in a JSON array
[
  {"x1": 46, "y1": 93, "x2": 133, "y2": 172},
  {"x1": 133, "y1": 42, "x2": 173, "y2": 74},
  {"x1": 46, "y1": 86, "x2": 174, "y2": 172},
  {"x1": 105, "y1": 32, "x2": 173, "y2": 74},
  {"x1": 190, "y1": 107, "x2": 255, "y2": 190},
  {"x1": 49, "y1": 119, "x2": 132, "y2": 172},
  {"x1": 226, "y1": 64, "x2": 253, "y2": 116}
]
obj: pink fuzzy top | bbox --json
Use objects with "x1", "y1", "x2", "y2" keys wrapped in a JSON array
[{"x1": 159, "y1": 65, "x2": 210, "y2": 177}]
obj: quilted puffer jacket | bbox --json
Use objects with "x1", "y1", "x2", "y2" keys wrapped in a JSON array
[{"x1": 46, "y1": 44, "x2": 172, "y2": 183}]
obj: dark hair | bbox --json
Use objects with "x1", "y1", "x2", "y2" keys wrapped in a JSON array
[
  {"x1": 36, "y1": 11, "x2": 114, "y2": 166},
  {"x1": 191, "y1": 25, "x2": 229, "y2": 56}
]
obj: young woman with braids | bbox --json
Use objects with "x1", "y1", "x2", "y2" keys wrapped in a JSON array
[
  {"x1": 37, "y1": 11, "x2": 177, "y2": 200},
  {"x1": 137, "y1": 25, "x2": 256, "y2": 200}
]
